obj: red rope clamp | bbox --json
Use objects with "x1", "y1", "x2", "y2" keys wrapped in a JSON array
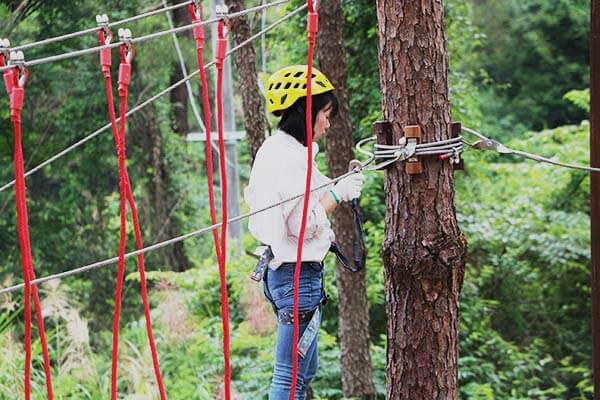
[
  {"x1": 118, "y1": 36, "x2": 134, "y2": 96},
  {"x1": 215, "y1": 19, "x2": 229, "y2": 69},
  {"x1": 187, "y1": 1, "x2": 205, "y2": 48},
  {"x1": 96, "y1": 15, "x2": 112, "y2": 76}
]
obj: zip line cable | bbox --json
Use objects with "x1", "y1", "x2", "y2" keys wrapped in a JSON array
[
  {"x1": 0, "y1": 166, "x2": 361, "y2": 296},
  {"x1": 0, "y1": 4, "x2": 307, "y2": 194},
  {"x1": 0, "y1": 0, "x2": 289, "y2": 72},
  {"x1": 11, "y1": 0, "x2": 195, "y2": 52},
  {"x1": 462, "y1": 126, "x2": 600, "y2": 173}
]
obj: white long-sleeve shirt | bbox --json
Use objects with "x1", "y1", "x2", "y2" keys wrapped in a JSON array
[{"x1": 244, "y1": 131, "x2": 335, "y2": 269}]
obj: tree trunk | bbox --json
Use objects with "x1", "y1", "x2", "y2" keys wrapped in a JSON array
[
  {"x1": 375, "y1": 1, "x2": 468, "y2": 399},
  {"x1": 133, "y1": 100, "x2": 190, "y2": 272},
  {"x1": 317, "y1": 1, "x2": 376, "y2": 398},
  {"x1": 224, "y1": 0, "x2": 269, "y2": 162},
  {"x1": 169, "y1": 4, "x2": 190, "y2": 136}
]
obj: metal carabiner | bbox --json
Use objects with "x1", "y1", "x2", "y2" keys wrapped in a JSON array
[
  {"x1": 9, "y1": 51, "x2": 27, "y2": 87},
  {"x1": 0, "y1": 39, "x2": 10, "y2": 65},
  {"x1": 118, "y1": 29, "x2": 134, "y2": 63}
]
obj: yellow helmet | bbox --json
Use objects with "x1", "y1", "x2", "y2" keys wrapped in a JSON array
[{"x1": 265, "y1": 65, "x2": 335, "y2": 115}]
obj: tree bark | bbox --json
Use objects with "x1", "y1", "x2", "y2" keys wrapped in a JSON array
[
  {"x1": 316, "y1": 1, "x2": 376, "y2": 398},
  {"x1": 133, "y1": 99, "x2": 190, "y2": 272},
  {"x1": 169, "y1": 5, "x2": 190, "y2": 136},
  {"x1": 375, "y1": 1, "x2": 468, "y2": 399},
  {"x1": 224, "y1": 0, "x2": 269, "y2": 162}
]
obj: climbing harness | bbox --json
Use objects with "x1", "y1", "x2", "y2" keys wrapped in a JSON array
[
  {"x1": 3, "y1": 50, "x2": 54, "y2": 400},
  {"x1": 96, "y1": 26, "x2": 167, "y2": 400}
]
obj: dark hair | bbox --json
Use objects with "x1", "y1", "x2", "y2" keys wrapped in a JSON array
[{"x1": 278, "y1": 91, "x2": 339, "y2": 146}]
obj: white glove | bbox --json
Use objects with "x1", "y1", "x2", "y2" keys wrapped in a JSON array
[{"x1": 331, "y1": 173, "x2": 365, "y2": 202}]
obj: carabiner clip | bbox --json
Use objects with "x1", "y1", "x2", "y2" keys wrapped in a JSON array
[
  {"x1": 118, "y1": 29, "x2": 134, "y2": 63},
  {"x1": 9, "y1": 51, "x2": 27, "y2": 88}
]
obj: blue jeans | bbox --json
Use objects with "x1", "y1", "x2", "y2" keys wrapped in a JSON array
[{"x1": 263, "y1": 262, "x2": 324, "y2": 400}]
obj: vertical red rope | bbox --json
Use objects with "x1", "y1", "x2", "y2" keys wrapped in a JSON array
[
  {"x1": 215, "y1": 19, "x2": 232, "y2": 400},
  {"x1": 7, "y1": 65, "x2": 54, "y2": 400},
  {"x1": 188, "y1": 3, "x2": 223, "y2": 262},
  {"x1": 290, "y1": 3, "x2": 319, "y2": 398},
  {"x1": 100, "y1": 36, "x2": 166, "y2": 399}
]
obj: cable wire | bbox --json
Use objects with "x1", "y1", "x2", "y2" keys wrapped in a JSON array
[
  {"x1": 463, "y1": 126, "x2": 600, "y2": 173},
  {"x1": 11, "y1": 1, "x2": 194, "y2": 52},
  {"x1": 0, "y1": 0, "x2": 290, "y2": 72},
  {"x1": 0, "y1": 4, "x2": 307, "y2": 194},
  {"x1": 0, "y1": 166, "x2": 358, "y2": 296}
]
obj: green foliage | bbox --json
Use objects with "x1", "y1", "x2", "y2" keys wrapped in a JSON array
[
  {"x1": 0, "y1": 0, "x2": 594, "y2": 398},
  {"x1": 564, "y1": 89, "x2": 591, "y2": 113},
  {"x1": 456, "y1": 122, "x2": 592, "y2": 399},
  {"x1": 471, "y1": 0, "x2": 589, "y2": 130}
]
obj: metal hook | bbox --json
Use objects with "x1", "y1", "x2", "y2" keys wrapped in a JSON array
[
  {"x1": 118, "y1": 29, "x2": 134, "y2": 62},
  {"x1": 0, "y1": 39, "x2": 10, "y2": 61},
  {"x1": 216, "y1": 4, "x2": 229, "y2": 18},
  {"x1": 96, "y1": 14, "x2": 112, "y2": 43},
  {"x1": 9, "y1": 51, "x2": 27, "y2": 86},
  {"x1": 471, "y1": 139, "x2": 513, "y2": 154}
]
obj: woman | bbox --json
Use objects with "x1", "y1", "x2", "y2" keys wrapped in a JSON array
[{"x1": 244, "y1": 65, "x2": 365, "y2": 399}]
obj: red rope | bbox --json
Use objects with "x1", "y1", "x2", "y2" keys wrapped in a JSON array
[
  {"x1": 215, "y1": 19, "x2": 232, "y2": 400},
  {"x1": 188, "y1": 3, "x2": 222, "y2": 261},
  {"x1": 98, "y1": 32, "x2": 166, "y2": 399},
  {"x1": 289, "y1": 3, "x2": 320, "y2": 398},
  {"x1": 7, "y1": 65, "x2": 54, "y2": 400}
]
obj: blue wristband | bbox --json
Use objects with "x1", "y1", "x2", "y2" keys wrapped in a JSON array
[{"x1": 329, "y1": 190, "x2": 341, "y2": 205}]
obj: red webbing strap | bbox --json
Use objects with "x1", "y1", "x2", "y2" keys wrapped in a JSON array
[
  {"x1": 8, "y1": 65, "x2": 55, "y2": 400},
  {"x1": 187, "y1": 3, "x2": 222, "y2": 261},
  {"x1": 215, "y1": 19, "x2": 232, "y2": 400},
  {"x1": 99, "y1": 34, "x2": 166, "y2": 400},
  {"x1": 290, "y1": 2, "x2": 320, "y2": 398}
]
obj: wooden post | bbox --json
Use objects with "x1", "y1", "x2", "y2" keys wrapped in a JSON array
[{"x1": 404, "y1": 125, "x2": 423, "y2": 175}]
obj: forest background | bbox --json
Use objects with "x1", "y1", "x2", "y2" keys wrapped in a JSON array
[{"x1": 0, "y1": 0, "x2": 593, "y2": 398}]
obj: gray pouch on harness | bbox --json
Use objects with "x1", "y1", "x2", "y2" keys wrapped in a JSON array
[
  {"x1": 298, "y1": 308, "x2": 321, "y2": 358},
  {"x1": 250, "y1": 245, "x2": 274, "y2": 281}
]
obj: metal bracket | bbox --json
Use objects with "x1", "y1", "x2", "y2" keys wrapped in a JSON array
[
  {"x1": 216, "y1": 4, "x2": 229, "y2": 18},
  {"x1": 472, "y1": 138, "x2": 513, "y2": 154},
  {"x1": 0, "y1": 39, "x2": 10, "y2": 63},
  {"x1": 8, "y1": 51, "x2": 26, "y2": 86},
  {"x1": 404, "y1": 125, "x2": 422, "y2": 175},
  {"x1": 96, "y1": 14, "x2": 110, "y2": 28},
  {"x1": 118, "y1": 28, "x2": 132, "y2": 43},
  {"x1": 451, "y1": 122, "x2": 464, "y2": 170},
  {"x1": 96, "y1": 14, "x2": 112, "y2": 44}
]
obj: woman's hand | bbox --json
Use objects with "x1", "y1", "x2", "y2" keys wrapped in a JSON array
[{"x1": 331, "y1": 173, "x2": 365, "y2": 202}]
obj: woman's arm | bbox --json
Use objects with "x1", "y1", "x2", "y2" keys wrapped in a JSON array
[{"x1": 320, "y1": 191, "x2": 338, "y2": 215}]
